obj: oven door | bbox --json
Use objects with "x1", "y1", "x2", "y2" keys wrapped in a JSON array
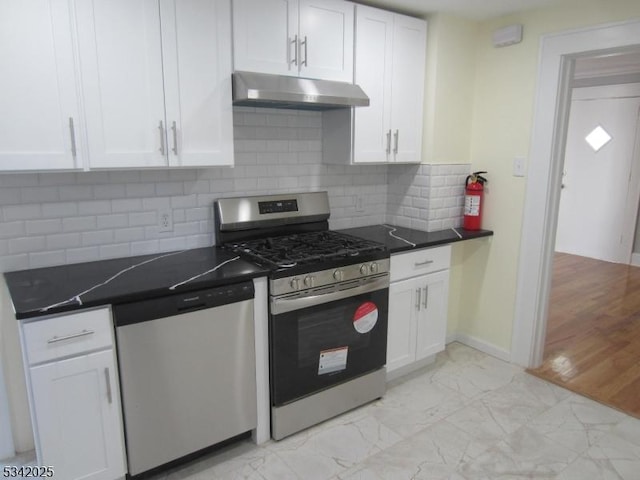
[{"x1": 270, "y1": 275, "x2": 388, "y2": 406}]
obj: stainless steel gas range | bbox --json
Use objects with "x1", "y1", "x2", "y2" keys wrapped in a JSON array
[{"x1": 215, "y1": 192, "x2": 389, "y2": 440}]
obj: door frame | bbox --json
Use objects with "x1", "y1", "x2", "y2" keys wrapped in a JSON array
[{"x1": 511, "y1": 19, "x2": 640, "y2": 368}]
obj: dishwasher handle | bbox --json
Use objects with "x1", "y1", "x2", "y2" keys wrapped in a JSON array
[{"x1": 112, "y1": 280, "x2": 254, "y2": 327}]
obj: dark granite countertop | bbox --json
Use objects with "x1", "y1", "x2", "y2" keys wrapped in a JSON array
[
  {"x1": 337, "y1": 225, "x2": 493, "y2": 254},
  {"x1": 4, "y1": 247, "x2": 269, "y2": 320}
]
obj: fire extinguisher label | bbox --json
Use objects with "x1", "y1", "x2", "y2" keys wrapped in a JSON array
[{"x1": 464, "y1": 195, "x2": 480, "y2": 216}]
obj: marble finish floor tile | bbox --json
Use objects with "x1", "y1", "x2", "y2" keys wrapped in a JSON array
[{"x1": 138, "y1": 342, "x2": 639, "y2": 480}]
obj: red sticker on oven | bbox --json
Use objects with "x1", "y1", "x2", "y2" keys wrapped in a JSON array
[{"x1": 353, "y1": 301, "x2": 378, "y2": 333}]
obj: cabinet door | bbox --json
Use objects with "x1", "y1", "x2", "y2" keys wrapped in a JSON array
[
  {"x1": 232, "y1": 0, "x2": 298, "y2": 76},
  {"x1": 299, "y1": 0, "x2": 354, "y2": 82},
  {"x1": 161, "y1": 0, "x2": 234, "y2": 167},
  {"x1": 30, "y1": 350, "x2": 125, "y2": 480},
  {"x1": 76, "y1": 0, "x2": 168, "y2": 169},
  {"x1": 0, "y1": 1, "x2": 81, "y2": 171},
  {"x1": 387, "y1": 277, "x2": 419, "y2": 373},
  {"x1": 352, "y1": 5, "x2": 393, "y2": 163},
  {"x1": 389, "y1": 15, "x2": 426, "y2": 163},
  {"x1": 415, "y1": 270, "x2": 449, "y2": 360}
]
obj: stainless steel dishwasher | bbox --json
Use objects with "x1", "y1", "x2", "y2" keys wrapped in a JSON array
[{"x1": 112, "y1": 281, "x2": 256, "y2": 478}]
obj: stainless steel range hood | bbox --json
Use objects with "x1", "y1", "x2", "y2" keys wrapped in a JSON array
[{"x1": 232, "y1": 71, "x2": 369, "y2": 110}]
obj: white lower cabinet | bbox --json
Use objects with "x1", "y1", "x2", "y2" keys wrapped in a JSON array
[
  {"x1": 21, "y1": 308, "x2": 126, "y2": 480},
  {"x1": 387, "y1": 246, "x2": 450, "y2": 376}
]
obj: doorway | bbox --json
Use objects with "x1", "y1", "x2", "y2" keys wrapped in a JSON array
[
  {"x1": 555, "y1": 83, "x2": 640, "y2": 264},
  {"x1": 511, "y1": 19, "x2": 640, "y2": 369}
]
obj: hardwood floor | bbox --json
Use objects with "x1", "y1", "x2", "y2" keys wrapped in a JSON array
[{"x1": 528, "y1": 252, "x2": 640, "y2": 418}]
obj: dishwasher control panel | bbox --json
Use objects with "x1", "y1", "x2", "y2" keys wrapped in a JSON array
[{"x1": 112, "y1": 280, "x2": 254, "y2": 326}]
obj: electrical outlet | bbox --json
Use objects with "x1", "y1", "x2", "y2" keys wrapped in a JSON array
[
  {"x1": 355, "y1": 195, "x2": 365, "y2": 212},
  {"x1": 158, "y1": 209, "x2": 173, "y2": 232}
]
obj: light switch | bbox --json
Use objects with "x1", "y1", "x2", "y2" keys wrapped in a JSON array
[{"x1": 513, "y1": 156, "x2": 526, "y2": 177}]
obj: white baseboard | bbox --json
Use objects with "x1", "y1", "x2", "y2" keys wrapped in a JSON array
[
  {"x1": 446, "y1": 333, "x2": 511, "y2": 362},
  {"x1": 632, "y1": 253, "x2": 640, "y2": 267}
]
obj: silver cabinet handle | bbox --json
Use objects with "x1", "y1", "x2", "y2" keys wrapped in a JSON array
[
  {"x1": 104, "y1": 368, "x2": 112, "y2": 404},
  {"x1": 423, "y1": 286, "x2": 428, "y2": 309},
  {"x1": 414, "y1": 260, "x2": 434, "y2": 267},
  {"x1": 158, "y1": 120, "x2": 165, "y2": 155},
  {"x1": 386, "y1": 130, "x2": 391, "y2": 155},
  {"x1": 300, "y1": 35, "x2": 308, "y2": 67},
  {"x1": 290, "y1": 35, "x2": 298, "y2": 66},
  {"x1": 68, "y1": 117, "x2": 77, "y2": 158},
  {"x1": 393, "y1": 129, "x2": 399, "y2": 155},
  {"x1": 47, "y1": 329, "x2": 95, "y2": 344},
  {"x1": 171, "y1": 121, "x2": 178, "y2": 155},
  {"x1": 415, "y1": 288, "x2": 421, "y2": 311}
]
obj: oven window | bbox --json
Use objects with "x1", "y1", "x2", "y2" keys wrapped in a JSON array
[{"x1": 270, "y1": 287, "x2": 388, "y2": 406}]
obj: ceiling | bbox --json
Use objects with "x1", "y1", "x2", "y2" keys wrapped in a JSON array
[{"x1": 355, "y1": 0, "x2": 573, "y2": 21}]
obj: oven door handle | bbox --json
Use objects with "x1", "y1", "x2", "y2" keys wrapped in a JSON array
[{"x1": 271, "y1": 275, "x2": 389, "y2": 315}]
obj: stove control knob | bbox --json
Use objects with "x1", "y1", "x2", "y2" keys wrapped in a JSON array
[
  {"x1": 360, "y1": 264, "x2": 369, "y2": 275},
  {"x1": 333, "y1": 269, "x2": 344, "y2": 281},
  {"x1": 290, "y1": 278, "x2": 300, "y2": 290},
  {"x1": 370, "y1": 262, "x2": 379, "y2": 273},
  {"x1": 304, "y1": 275, "x2": 315, "y2": 287}
]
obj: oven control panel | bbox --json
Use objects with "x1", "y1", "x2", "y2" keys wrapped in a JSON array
[
  {"x1": 271, "y1": 259, "x2": 390, "y2": 296},
  {"x1": 258, "y1": 199, "x2": 298, "y2": 215}
]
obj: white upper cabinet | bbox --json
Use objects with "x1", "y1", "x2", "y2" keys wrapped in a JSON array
[
  {"x1": 389, "y1": 14, "x2": 427, "y2": 163},
  {"x1": 161, "y1": 0, "x2": 234, "y2": 167},
  {"x1": 349, "y1": 5, "x2": 426, "y2": 164},
  {"x1": 352, "y1": 6, "x2": 394, "y2": 163},
  {"x1": 0, "y1": 1, "x2": 82, "y2": 171},
  {"x1": 76, "y1": 0, "x2": 167, "y2": 169},
  {"x1": 232, "y1": 0, "x2": 354, "y2": 82},
  {"x1": 297, "y1": 0, "x2": 354, "y2": 82},
  {"x1": 232, "y1": 0, "x2": 297, "y2": 76},
  {"x1": 76, "y1": 0, "x2": 234, "y2": 169}
]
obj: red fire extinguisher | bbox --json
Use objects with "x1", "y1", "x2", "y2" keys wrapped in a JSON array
[{"x1": 463, "y1": 171, "x2": 488, "y2": 230}]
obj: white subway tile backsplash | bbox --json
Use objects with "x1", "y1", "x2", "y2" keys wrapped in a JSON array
[
  {"x1": 0, "y1": 174, "x2": 38, "y2": 188},
  {"x1": 100, "y1": 243, "x2": 131, "y2": 259},
  {"x1": 126, "y1": 183, "x2": 156, "y2": 197},
  {"x1": 66, "y1": 246, "x2": 100, "y2": 264},
  {"x1": 46, "y1": 233, "x2": 81, "y2": 250},
  {"x1": 171, "y1": 194, "x2": 197, "y2": 209},
  {"x1": 29, "y1": 250, "x2": 66, "y2": 268},
  {"x1": 63, "y1": 216, "x2": 97, "y2": 232},
  {"x1": 114, "y1": 227, "x2": 145, "y2": 243},
  {"x1": 25, "y1": 219, "x2": 62, "y2": 235},
  {"x1": 77, "y1": 200, "x2": 110, "y2": 216},
  {"x1": 43, "y1": 202, "x2": 80, "y2": 218},
  {"x1": 155, "y1": 182, "x2": 185, "y2": 196},
  {"x1": 94, "y1": 184, "x2": 126, "y2": 199},
  {"x1": 128, "y1": 212, "x2": 156, "y2": 227},
  {"x1": 9, "y1": 236, "x2": 46, "y2": 255},
  {"x1": 112, "y1": 198, "x2": 143, "y2": 213},
  {"x1": 4, "y1": 204, "x2": 41, "y2": 221},
  {"x1": 38, "y1": 172, "x2": 76, "y2": 186},
  {"x1": 97, "y1": 214, "x2": 129, "y2": 230},
  {"x1": 131, "y1": 240, "x2": 160, "y2": 256},
  {"x1": 0, "y1": 221, "x2": 25, "y2": 239},
  {"x1": 0, "y1": 189, "x2": 21, "y2": 205},
  {"x1": 82, "y1": 230, "x2": 115, "y2": 246}
]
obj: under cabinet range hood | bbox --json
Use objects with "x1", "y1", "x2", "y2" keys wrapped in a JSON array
[{"x1": 232, "y1": 71, "x2": 369, "y2": 110}]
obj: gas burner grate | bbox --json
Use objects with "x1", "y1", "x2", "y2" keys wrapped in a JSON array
[{"x1": 226, "y1": 231, "x2": 386, "y2": 269}]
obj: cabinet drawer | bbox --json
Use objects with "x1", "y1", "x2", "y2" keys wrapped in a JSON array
[
  {"x1": 390, "y1": 245, "x2": 451, "y2": 282},
  {"x1": 22, "y1": 308, "x2": 113, "y2": 365}
]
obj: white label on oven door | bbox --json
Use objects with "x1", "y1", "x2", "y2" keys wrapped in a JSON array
[
  {"x1": 318, "y1": 347, "x2": 348, "y2": 375},
  {"x1": 353, "y1": 301, "x2": 378, "y2": 334}
]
